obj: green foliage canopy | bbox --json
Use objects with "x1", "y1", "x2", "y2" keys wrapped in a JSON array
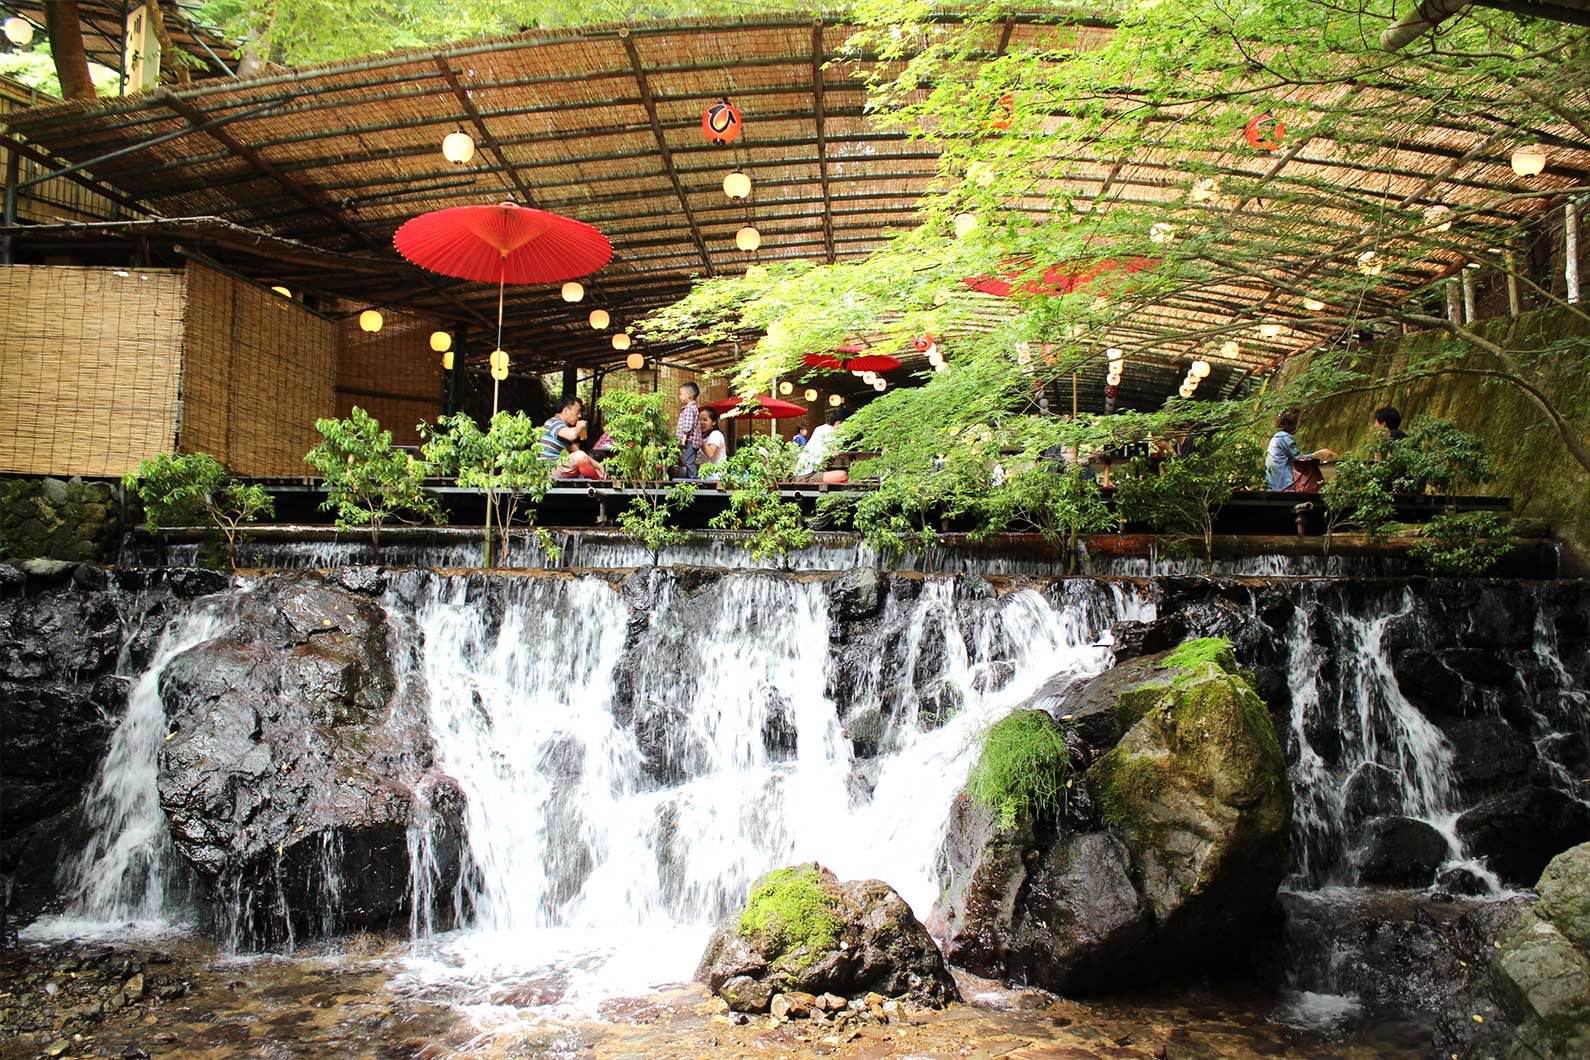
[{"x1": 304, "y1": 406, "x2": 444, "y2": 556}]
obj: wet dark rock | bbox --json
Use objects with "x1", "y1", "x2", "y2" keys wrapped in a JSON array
[
  {"x1": 933, "y1": 643, "x2": 1292, "y2": 995},
  {"x1": 155, "y1": 572, "x2": 462, "y2": 946},
  {"x1": 1107, "y1": 617, "x2": 1186, "y2": 663},
  {"x1": 697, "y1": 863, "x2": 958, "y2": 1011},
  {"x1": 827, "y1": 568, "x2": 882, "y2": 622},
  {"x1": 1442, "y1": 717, "x2": 1534, "y2": 793},
  {"x1": 1456, "y1": 788, "x2": 1590, "y2": 885},
  {"x1": 1355, "y1": 816, "x2": 1450, "y2": 886},
  {"x1": 1342, "y1": 763, "x2": 1401, "y2": 825},
  {"x1": 330, "y1": 566, "x2": 387, "y2": 596},
  {"x1": 1436, "y1": 865, "x2": 1493, "y2": 897}
]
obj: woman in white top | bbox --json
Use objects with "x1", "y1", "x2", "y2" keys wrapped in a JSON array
[{"x1": 700, "y1": 407, "x2": 728, "y2": 480}]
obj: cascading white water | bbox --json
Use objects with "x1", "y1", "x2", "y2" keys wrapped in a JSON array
[
  {"x1": 24, "y1": 602, "x2": 233, "y2": 939},
  {"x1": 397, "y1": 571, "x2": 1146, "y2": 1011},
  {"x1": 1281, "y1": 587, "x2": 1485, "y2": 889}
]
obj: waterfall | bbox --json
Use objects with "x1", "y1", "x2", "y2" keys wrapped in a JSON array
[
  {"x1": 1281, "y1": 586, "x2": 1489, "y2": 890},
  {"x1": 26, "y1": 601, "x2": 233, "y2": 938},
  {"x1": 398, "y1": 571, "x2": 1143, "y2": 1009}
]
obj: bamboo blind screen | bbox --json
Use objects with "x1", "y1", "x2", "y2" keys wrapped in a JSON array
[
  {"x1": 0, "y1": 265, "x2": 184, "y2": 477},
  {"x1": 181, "y1": 263, "x2": 336, "y2": 477},
  {"x1": 335, "y1": 307, "x2": 444, "y2": 447}
]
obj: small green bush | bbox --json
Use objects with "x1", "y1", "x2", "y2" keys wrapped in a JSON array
[
  {"x1": 967, "y1": 710, "x2": 1073, "y2": 832},
  {"x1": 737, "y1": 865, "x2": 841, "y2": 966}
]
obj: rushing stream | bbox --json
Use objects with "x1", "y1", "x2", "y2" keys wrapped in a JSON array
[{"x1": 11, "y1": 564, "x2": 1590, "y2": 1058}]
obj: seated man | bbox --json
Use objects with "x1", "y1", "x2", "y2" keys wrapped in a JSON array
[{"x1": 540, "y1": 397, "x2": 605, "y2": 480}]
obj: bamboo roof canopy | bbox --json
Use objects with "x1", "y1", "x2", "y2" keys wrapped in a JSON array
[{"x1": 3, "y1": 10, "x2": 1587, "y2": 410}]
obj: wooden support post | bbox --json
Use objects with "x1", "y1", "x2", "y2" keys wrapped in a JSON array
[
  {"x1": 1446, "y1": 278, "x2": 1462, "y2": 324},
  {"x1": 1505, "y1": 252, "x2": 1522, "y2": 316},
  {"x1": 1461, "y1": 268, "x2": 1476, "y2": 322},
  {"x1": 1567, "y1": 201, "x2": 1581, "y2": 304}
]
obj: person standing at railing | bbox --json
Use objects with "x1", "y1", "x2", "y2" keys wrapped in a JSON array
[{"x1": 676, "y1": 381, "x2": 704, "y2": 479}]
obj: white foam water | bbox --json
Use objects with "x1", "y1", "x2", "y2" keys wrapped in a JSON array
[{"x1": 394, "y1": 573, "x2": 1147, "y2": 1015}]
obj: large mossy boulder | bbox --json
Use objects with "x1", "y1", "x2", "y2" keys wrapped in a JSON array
[
  {"x1": 696, "y1": 863, "x2": 958, "y2": 1012},
  {"x1": 1490, "y1": 844, "x2": 1590, "y2": 1060},
  {"x1": 932, "y1": 638, "x2": 1292, "y2": 995}
]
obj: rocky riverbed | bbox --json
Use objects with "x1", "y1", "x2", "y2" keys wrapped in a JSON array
[{"x1": 0, "y1": 933, "x2": 1428, "y2": 1060}]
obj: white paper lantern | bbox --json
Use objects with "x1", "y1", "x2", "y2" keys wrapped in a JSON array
[
  {"x1": 779, "y1": 381, "x2": 793, "y2": 395},
  {"x1": 1106, "y1": 347, "x2": 1124, "y2": 362},
  {"x1": 723, "y1": 171, "x2": 752, "y2": 199},
  {"x1": 626, "y1": 352, "x2": 644, "y2": 370},
  {"x1": 1423, "y1": 204, "x2": 1452, "y2": 233},
  {"x1": 612, "y1": 332, "x2": 632, "y2": 350},
  {"x1": 491, "y1": 364, "x2": 508, "y2": 381},
  {"x1": 953, "y1": 212, "x2": 978, "y2": 239},
  {"x1": 928, "y1": 351, "x2": 944, "y2": 367},
  {"x1": 1178, "y1": 383, "x2": 1195, "y2": 398},
  {"x1": 1259, "y1": 323, "x2": 1283, "y2": 339},
  {"x1": 804, "y1": 388, "x2": 819, "y2": 402},
  {"x1": 441, "y1": 350, "x2": 455, "y2": 371},
  {"x1": 829, "y1": 394, "x2": 843, "y2": 407},
  {"x1": 1191, "y1": 359, "x2": 1211, "y2": 379},
  {"x1": 358, "y1": 309, "x2": 383, "y2": 333},
  {"x1": 561, "y1": 281, "x2": 584, "y2": 303},
  {"x1": 589, "y1": 308, "x2": 610, "y2": 330},
  {"x1": 1302, "y1": 297, "x2": 1325, "y2": 311},
  {"x1": 442, "y1": 131, "x2": 475, "y2": 164},
  {"x1": 489, "y1": 349, "x2": 509, "y2": 372},
  {"x1": 934, "y1": 362, "x2": 949, "y2": 374},
  {"x1": 4, "y1": 17, "x2": 34, "y2": 46},
  {"x1": 270, "y1": 285, "x2": 291, "y2": 298},
  {"x1": 1510, "y1": 144, "x2": 1546, "y2": 177},
  {"x1": 862, "y1": 371, "x2": 877, "y2": 385},
  {"x1": 873, "y1": 379, "x2": 887, "y2": 392},
  {"x1": 1356, "y1": 250, "x2": 1384, "y2": 276},
  {"x1": 429, "y1": 330, "x2": 452, "y2": 352},
  {"x1": 1221, "y1": 339, "x2": 1241, "y2": 358},
  {"x1": 736, "y1": 226, "x2": 762, "y2": 252},
  {"x1": 1190, "y1": 177, "x2": 1219, "y2": 203}
]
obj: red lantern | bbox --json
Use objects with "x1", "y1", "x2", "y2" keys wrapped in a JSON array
[
  {"x1": 1104, "y1": 384, "x2": 1119, "y2": 399},
  {"x1": 1244, "y1": 113, "x2": 1284, "y2": 151},
  {"x1": 990, "y1": 93, "x2": 1014, "y2": 131},
  {"x1": 912, "y1": 334, "x2": 936, "y2": 352},
  {"x1": 703, "y1": 100, "x2": 743, "y2": 144}
]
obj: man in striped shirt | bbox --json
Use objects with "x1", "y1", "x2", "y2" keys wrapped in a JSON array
[{"x1": 541, "y1": 397, "x2": 605, "y2": 479}]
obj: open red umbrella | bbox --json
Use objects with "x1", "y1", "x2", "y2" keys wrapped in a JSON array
[
  {"x1": 394, "y1": 201, "x2": 612, "y2": 415},
  {"x1": 802, "y1": 352, "x2": 901, "y2": 372},
  {"x1": 963, "y1": 256, "x2": 1156, "y2": 298},
  {"x1": 705, "y1": 397, "x2": 808, "y2": 419}
]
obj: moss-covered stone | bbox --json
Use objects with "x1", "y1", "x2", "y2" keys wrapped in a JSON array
[
  {"x1": 738, "y1": 864, "x2": 841, "y2": 972},
  {"x1": 966, "y1": 709, "x2": 1072, "y2": 832},
  {"x1": 0, "y1": 475, "x2": 123, "y2": 563}
]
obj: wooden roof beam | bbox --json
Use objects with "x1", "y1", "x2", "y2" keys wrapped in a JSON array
[
  {"x1": 813, "y1": 20, "x2": 836, "y2": 264},
  {"x1": 619, "y1": 26, "x2": 714, "y2": 277},
  {"x1": 434, "y1": 57, "x2": 536, "y2": 205}
]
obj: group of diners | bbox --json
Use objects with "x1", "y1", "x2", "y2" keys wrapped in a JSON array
[{"x1": 536, "y1": 381, "x2": 850, "y2": 484}]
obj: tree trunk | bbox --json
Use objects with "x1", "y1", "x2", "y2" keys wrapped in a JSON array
[
  {"x1": 45, "y1": 2, "x2": 96, "y2": 100},
  {"x1": 143, "y1": 0, "x2": 191, "y2": 87},
  {"x1": 370, "y1": 520, "x2": 382, "y2": 563},
  {"x1": 236, "y1": 0, "x2": 279, "y2": 77}
]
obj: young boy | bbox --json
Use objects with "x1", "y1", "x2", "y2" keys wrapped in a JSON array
[{"x1": 676, "y1": 381, "x2": 704, "y2": 478}]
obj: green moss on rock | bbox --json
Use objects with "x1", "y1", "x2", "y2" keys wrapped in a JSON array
[
  {"x1": 966, "y1": 709, "x2": 1072, "y2": 832},
  {"x1": 738, "y1": 865, "x2": 841, "y2": 970},
  {"x1": 1160, "y1": 637, "x2": 1239, "y2": 675}
]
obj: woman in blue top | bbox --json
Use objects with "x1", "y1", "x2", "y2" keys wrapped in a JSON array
[{"x1": 1265, "y1": 409, "x2": 1334, "y2": 491}]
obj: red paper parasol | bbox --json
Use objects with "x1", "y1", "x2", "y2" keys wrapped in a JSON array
[
  {"x1": 803, "y1": 353, "x2": 844, "y2": 370},
  {"x1": 394, "y1": 201, "x2": 612, "y2": 285},
  {"x1": 705, "y1": 397, "x2": 808, "y2": 419},
  {"x1": 843, "y1": 354, "x2": 900, "y2": 372},
  {"x1": 964, "y1": 257, "x2": 1156, "y2": 298}
]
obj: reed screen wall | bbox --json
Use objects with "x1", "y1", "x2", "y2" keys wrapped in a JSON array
[
  {"x1": 335, "y1": 308, "x2": 445, "y2": 447},
  {"x1": 0, "y1": 266, "x2": 184, "y2": 477}
]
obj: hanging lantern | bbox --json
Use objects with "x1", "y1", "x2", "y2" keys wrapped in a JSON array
[
  {"x1": 953, "y1": 212, "x2": 978, "y2": 239},
  {"x1": 358, "y1": 309, "x2": 384, "y2": 333},
  {"x1": 612, "y1": 332, "x2": 632, "y2": 350},
  {"x1": 4, "y1": 16, "x2": 34, "y2": 46},
  {"x1": 489, "y1": 349, "x2": 509, "y2": 372},
  {"x1": 872, "y1": 379, "x2": 887, "y2": 392},
  {"x1": 804, "y1": 388, "x2": 818, "y2": 403},
  {"x1": 928, "y1": 350, "x2": 944, "y2": 367},
  {"x1": 934, "y1": 362, "x2": 949, "y2": 374},
  {"x1": 1356, "y1": 250, "x2": 1384, "y2": 277},
  {"x1": 429, "y1": 331, "x2": 452, "y2": 352},
  {"x1": 1178, "y1": 383, "x2": 1196, "y2": 398},
  {"x1": 779, "y1": 381, "x2": 793, "y2": 395},
  {"x1": 702, "y1": 99, "x2": 744, "y2": 144},
  {"x1": 626, "y1": 352, "x2": 645, "y2": 370},
  {"x1": 1107, "y1": 370, "x2": 1123, "y2": 386},
  {"x1": 989, "y1": 93, "x2": 1015, "y2": 131},
  {"x1": 1150, "y1": 222, "x2": 1177, "y2": 245},
  {"x1": 562, "y1": 281, "x2": 585, "y2": 302},
  {"x1": 270, "y1": 285, "x2": 291, "y2": 298},
  {"x1": 442, "y1": 131, "x2": 476, "y2": 165},
  {"x1": 829, "y1": 394, "x2": 843, "y2": 407},
  {"x1": 1191, "y1": 359, "x2": 1211, "y2": 378},
  {"x1": 441, "y1": 350, "x2": 455, "y2": 371},
  {"x1": 491, "y1": 364, "x2": 509, "y2": 381},
  {"x1": 1190, "y1": 177, "x2": 1220, "y2": 203},
  {"x1": 1423, "y1": 204, "x2": 1452, "y2": 233},
  {"x1": 736, "y1": 225, "x2": 762, "y2": 252},
  {"x1": 1302, "y1": 297, "x2": 1325, "y2": 311},
  {"x1": 913, "y1": 334, "x2": 936, "y2": 353},
  {"x1": 589, "y1": 308, "x2": 610, "y2": 330},
  {"x1": 1510, "y1": 144, "x2": 1547, "y2": 177},
  {"x1": 1258, "y1": 322, "x2": 1283, "y2": 338},
  {"x1": 1244, "y1": 113, "x2": 1285, "y2": 151},
  {"x1": 1221, "y1": 339, "x2": 1241, "y2": 358},
  {"x1": 1106, "y1": 347, "x2": 1124, "y2": 362},
  {"x1": 723, "y1": 171, "x2": 752, "y2": 199}
]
